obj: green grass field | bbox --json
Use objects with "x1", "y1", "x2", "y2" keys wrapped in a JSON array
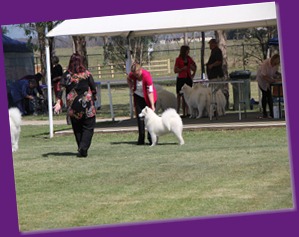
[{"x1": 13, "y1": 124, "x2": 293, "y2": 232}]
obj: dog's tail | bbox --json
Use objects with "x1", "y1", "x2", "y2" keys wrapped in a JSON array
[
  {"x1": 9, "y1": 107, "x2": 22, "y2": 127},
  {"x1": 161, "y1": 108, "x2": 182, "y2": 131}
]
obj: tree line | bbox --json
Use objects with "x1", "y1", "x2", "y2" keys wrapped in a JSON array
[{"x1": 2, "y1": 22, "x2": 278, "y2": 83}]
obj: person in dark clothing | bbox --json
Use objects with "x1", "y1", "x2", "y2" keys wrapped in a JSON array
[
  {"x1": 53, "y1": 53, "x2": 97, "y2": 158},
  {"x1": 51, "y1": 56, "x2": 64, "y2": 107},
  {"x1": 206, "y1": 39, "x2": 224, "y2": 80},
  {"x1": 10, "y1": 79, "x2": 37, "y2": 115},
  {"x1": 19, "y1": 73, "x2": 48, "y2": 115},
  {"x1": 19, "y1": 73, "x2": 44, "y2": 97}
]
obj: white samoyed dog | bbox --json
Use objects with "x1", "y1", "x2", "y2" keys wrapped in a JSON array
[
  {"x1": 215, "y1": 89, "x2": 226, "y2": 116},
  {"x1": 180, "y1": 83, "x2": 211, "y2": 118},
  {"x1": 155, "y1": 84, "x2": 177, "y2": 113},
  {"x1": 139, "y1": 106, "x2": 184, "y2": 146},
  {"x1": 9, "y1": 107, "x2": 22, "y2": 152}
]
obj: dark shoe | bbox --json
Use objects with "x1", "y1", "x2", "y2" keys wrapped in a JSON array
[
  {"x1": 77, "y1": 149, "x2": 88, "y2": 158},
  {"x1": 137, "y1": 140, "x2": 145, "y2": 145}
]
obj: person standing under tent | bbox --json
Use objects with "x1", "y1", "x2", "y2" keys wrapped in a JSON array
[
  {"x1": 206, "y1": 39, "x2": 224, "y2": 80},
  {"x1": 51, "y1": 56, "x2": 64, "y2": 108},
  {"x1": 256, "y1": 54, "x2": 281, "y2": 119},
  {"x1": 174, "y1": 45, "x2": 197, "y2": 117}
]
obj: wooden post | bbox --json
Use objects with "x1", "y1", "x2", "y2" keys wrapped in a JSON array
[
  {"x1": 107, "y1": 81, "x2": 115, "y2": 121},
  {"x1": 110, "y1": 64, "x2": 114, "y2": 78},
  {"x1": 97, "y1": 64, "x2": 101, "y2": 79}
]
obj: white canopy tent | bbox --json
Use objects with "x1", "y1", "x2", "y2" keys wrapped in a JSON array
[
  {"x1": 46, "y1": 1, "x2": 277, "y2": 137},
  {"x1": 47, "y1": 2, "x2": 277, "y2": 38}
]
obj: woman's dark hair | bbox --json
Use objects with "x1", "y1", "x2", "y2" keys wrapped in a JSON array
[
  {"x1": 67, "y1": 53, "x2": 87, "y2": 73},
  {"x1": 179, "y1": 45, "x2": 190, "y2": 59}
]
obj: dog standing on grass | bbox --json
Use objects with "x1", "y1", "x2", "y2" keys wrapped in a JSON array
[
  {"x1": 9, "y1": 107, "x2": 22, "y2": 152},
  {"x1": 139, "y1": 106, "x2": 184, "y2": 146}
]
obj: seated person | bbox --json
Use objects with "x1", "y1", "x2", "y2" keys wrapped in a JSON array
[{"x1": 10, "y1": 79, "x2": 38, "y2": 115}]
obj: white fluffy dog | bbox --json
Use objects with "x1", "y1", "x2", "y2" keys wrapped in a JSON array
[
  {"x1": 155, "y1": 84, "x2": 177, "y2": 112},
  {"x1": 139, "y1": 106, "x2": 184, "y2": 146},
  {"x1": 180, "y1": 83, "x2": 211, "y2": 118},
  {"x1": 9, "y1": 107, "x2": 22, "y2": 152},
  {"x1": 215, "y1": 89, "x2": 226, "y2": 116}
]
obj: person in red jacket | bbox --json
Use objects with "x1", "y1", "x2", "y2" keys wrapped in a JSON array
[
  {"x1": 127, "y1": 62, "x2": 157, "y2": 145},
  {"x1": 174, "y1": 45, "x2": 197, "y2": 117}
]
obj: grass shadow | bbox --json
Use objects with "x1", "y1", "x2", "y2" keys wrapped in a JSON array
[{"x1": 42, "y1": 152, "x2": 78, "y2": 158}]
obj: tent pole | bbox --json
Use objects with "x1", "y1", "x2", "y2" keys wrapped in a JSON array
[
  {"x1": 201, "y1": 32, "x2": 206, "y2": 79},
  {"x1": 126, "y1": 32, "x2": 133, "y2": 119},
  {"x1": 45, "y1": 26, "x2": 54, "y2": 138}
]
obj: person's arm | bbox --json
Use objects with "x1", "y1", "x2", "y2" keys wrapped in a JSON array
[
  {"x1": 207, "y1": 49, "x2": 223, "y2": 69},
  {"x1": 190, "y1": 58, "x2": 197, "y2": 79},
  {"x1": 21, "y1": 83, "x2": 34, "y2": 100},
  {"x1": 144, "y1": 71, "x2": 155, "y2": 111},
  {"x1": 208, "y1": 60, "x2": 222, "y2": 69},
  {"x1": 147, "y1": 91, "x2": 155, "y2": 111},
  {"x1": 87, "y1": 73, "x2": 97, "y2": 101},
  {"x1": 52, "y1": 76, "x2": 62, "y2": 83},
  {"x1": 262, "y1": 75, "x2": 276, "y2": 84},
  {"x1": 127, "y1": 74, "x2": 135, "y2": 92},
  {"x1": 53, "y1": 75, "x2": 66, "y2": 114}
]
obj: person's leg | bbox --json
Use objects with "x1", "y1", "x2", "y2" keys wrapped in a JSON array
[
  {"x1": 266, "y1": 88, "x2": 274, "y2": 118},
  {"x1": 176, "y1": 78, "x2": 181, "y2": 115},
  {"x1": 54, "y1": 82, "x2": 63, "y2": 107},
  {"x1": 134, "y1": 94, "x2": 146, "y2": 145},
  {"x1": 177, "y1": 94, "x2": 181, "y2": 115},
  {"x1": 71, "y1": 116, "x2": 83, "y2": 150},
  {"x1": 182, "y1": 96, "x2": 186, "y2": 116},
  {"x1": 184, "y1": 78, "x2": 193, "y2": 116},
  {"x1": 77, "y1": 116, "x2": 96, "y2": 157},
  {"x1": 259, "y1": 87, "x2": 268, "y2": 117}
]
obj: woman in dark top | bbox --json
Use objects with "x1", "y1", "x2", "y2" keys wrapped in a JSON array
[
  {"x1": 53, "y1": 53, "x2": 97, "y2": 158},
  {"x1": 51, "y1": 56, "x2": 63, "y2": 107}
]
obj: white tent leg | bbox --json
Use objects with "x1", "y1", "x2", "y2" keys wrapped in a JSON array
[
  {"x1": 45, "y1": 27, "x2": 54, "y2": 138},
  {"x1": 107, "y1": 81, "x2": 115, "y2": 121}
]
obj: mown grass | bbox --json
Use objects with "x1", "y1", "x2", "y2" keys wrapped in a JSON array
[{"x1": 13, "y1": 125, "x2": 293, "y2": 232}]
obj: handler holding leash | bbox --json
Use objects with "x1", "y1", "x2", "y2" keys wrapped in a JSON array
[{"x1": 127, "y1": 62, "x2": 157, "y2": 145}]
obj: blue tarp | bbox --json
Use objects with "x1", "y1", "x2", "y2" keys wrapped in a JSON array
[
  {"x1": 2, "y1": 35, "x2": 32, "y2": 53},
  {"x1": 268, "y1": 37, "x2": 279, "y2": 46}
]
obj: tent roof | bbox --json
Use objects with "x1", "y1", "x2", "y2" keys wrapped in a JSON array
[
  {"x1": 2, "y1": 35, "x2": 32, "y2": 53},
  {"x1": 47, "y1": 2, "x2": 277, "y2": 38}
]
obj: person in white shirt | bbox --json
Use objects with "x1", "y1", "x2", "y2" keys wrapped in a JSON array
[{"x1": 256, "y1": 54, "x2": 280, "y2": 118}]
